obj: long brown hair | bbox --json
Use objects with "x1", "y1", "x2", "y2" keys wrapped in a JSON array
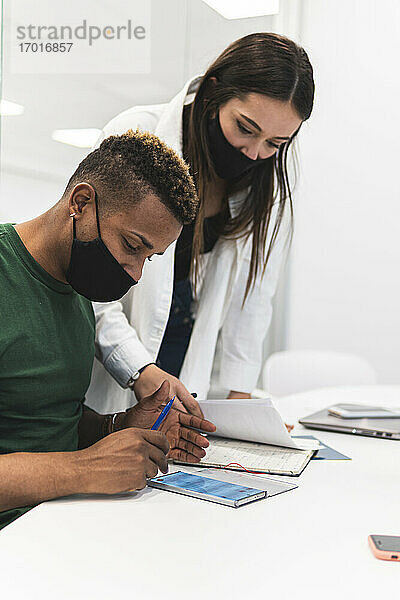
[{"x1": 184, "y1": 32, "x2": 314, "y2": 302}]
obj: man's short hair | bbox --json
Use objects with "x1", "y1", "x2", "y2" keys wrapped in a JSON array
[{"x1": 64, "y1": 129, "x2": 198, "y2": 225}]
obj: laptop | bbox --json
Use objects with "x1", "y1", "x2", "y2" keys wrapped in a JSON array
[{"x1": 299, "y1": 408, "x2": 400, "y2": 440}]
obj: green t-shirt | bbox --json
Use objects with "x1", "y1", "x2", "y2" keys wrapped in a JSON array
[{"x1": 0, "y1": 223, "x2": 95, "y2": 530}]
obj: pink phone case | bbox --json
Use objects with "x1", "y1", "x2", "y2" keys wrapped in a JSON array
[{"x1": 368, "y1": 535, "x2": 400, "y2": 561}]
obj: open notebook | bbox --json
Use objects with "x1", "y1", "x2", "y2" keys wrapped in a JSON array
[{"x1": 174, "y1": 397, "x2": 320, "y2": 476}]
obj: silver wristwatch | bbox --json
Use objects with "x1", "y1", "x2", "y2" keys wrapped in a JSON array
[
  {"x1": 126, "y1": 372, "x2": 140, "y2": 389},
  {"x1": 126, "y1": 363, "x2": 156, "y2": 389}
]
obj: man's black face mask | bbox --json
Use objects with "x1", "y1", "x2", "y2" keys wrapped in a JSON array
[{"x1": 66, "y1": 191, "x2": 138, "y2": 302}]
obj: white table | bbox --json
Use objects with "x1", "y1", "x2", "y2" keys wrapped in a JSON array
[{"x1": 1, "y1": 385, "x2": 399, "y2": 600}]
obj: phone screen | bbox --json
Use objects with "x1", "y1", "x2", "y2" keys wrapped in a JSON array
[
  {"x1": 371, "y1": 535, "x2": 400, "y2": 552},
  {"x1": 152, "y1": 471, "x2": 263, "y2": 501}
]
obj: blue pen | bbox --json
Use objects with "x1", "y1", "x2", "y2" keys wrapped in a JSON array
[{"x1": 151, "y1": 396, "x2": 175, "y2": 430}]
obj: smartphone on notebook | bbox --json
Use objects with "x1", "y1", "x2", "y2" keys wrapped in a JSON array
[
  {"x1": 328, "y1": 404, "x2": 400, "y2": 419},
  {"x1": 148, "y1": 471, "x2": 266, "y2": 507}
]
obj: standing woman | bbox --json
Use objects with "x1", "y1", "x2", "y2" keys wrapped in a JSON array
[{"x1": 86, "y1": 32, "x2": 314, "y2": 415}]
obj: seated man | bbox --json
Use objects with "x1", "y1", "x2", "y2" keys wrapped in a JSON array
[{"x1": 0, "y1": 129, "x2": 215, "y2": 530}]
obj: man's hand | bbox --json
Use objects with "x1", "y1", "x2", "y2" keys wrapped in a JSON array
[
  {"x1": 133, "y1": 364, "x2": 203, "y2": 417},
  {"x1": 118, "y1": 381, "x2": 216, "y2": 463},
  {"x1": 78, "y1": 427, "x2": 170, "y2": 494}
]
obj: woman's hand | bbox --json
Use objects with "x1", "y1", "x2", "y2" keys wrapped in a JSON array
[
  {"x1": 133, "y1": 364, "x2": 203, "y2": 417},
  {"x1": 117, "y1": 381, "x2": 216, "y2": 463},
  {"x1": 227, "y1": 390, "x2": 251, "y2": 399}
]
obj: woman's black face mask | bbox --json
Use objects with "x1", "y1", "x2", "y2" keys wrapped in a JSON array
[
  {"x1": 66, "y1": 191, "x2": 137, "y2": 302},
  {"x1": 207, "y1": 111, "x2": 268, "y2": 179}
]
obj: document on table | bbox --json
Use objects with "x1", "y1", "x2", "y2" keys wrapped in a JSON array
[
  {"x1": 175, "y1": 437, "x2": 314, "y2": 476},
  {"x1": 199, "y1": 397, "x2": 321, "y2": 451}
]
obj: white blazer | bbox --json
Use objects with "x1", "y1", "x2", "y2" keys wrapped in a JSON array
[{"x1": 85, "y1": 76, "x2": 288, "y2": 413}]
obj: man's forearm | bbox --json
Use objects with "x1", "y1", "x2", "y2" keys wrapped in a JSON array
[{"x1": 0, "y1": 451, "x2": 87, "y2": 513}]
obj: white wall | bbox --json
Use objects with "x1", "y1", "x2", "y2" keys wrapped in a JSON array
[
  {"x1": 287, "y1": 0, "x2": 400, "y2": 382},
  {"x1": 0, "y1": 170, "x2": 63, "y2": 222}
]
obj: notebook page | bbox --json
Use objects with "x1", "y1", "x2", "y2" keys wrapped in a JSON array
[
  {"x1": 200, "y1": 398, "x2": 320, "y2": 450},
  {"x1": 201, "y1": 438, "x2": 313, "y2": 474}
]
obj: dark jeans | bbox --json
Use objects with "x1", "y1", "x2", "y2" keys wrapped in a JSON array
[{"x1": 157, "y1": 279, "x2": 194, "y2": 377}]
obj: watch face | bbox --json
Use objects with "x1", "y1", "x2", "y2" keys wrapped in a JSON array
[
  {"x1": 127, "y1": 374, "x2": 139, "y2": 387},
  {"x1": 127, "y1": 363, "x2": 156, "y2": 387}
]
